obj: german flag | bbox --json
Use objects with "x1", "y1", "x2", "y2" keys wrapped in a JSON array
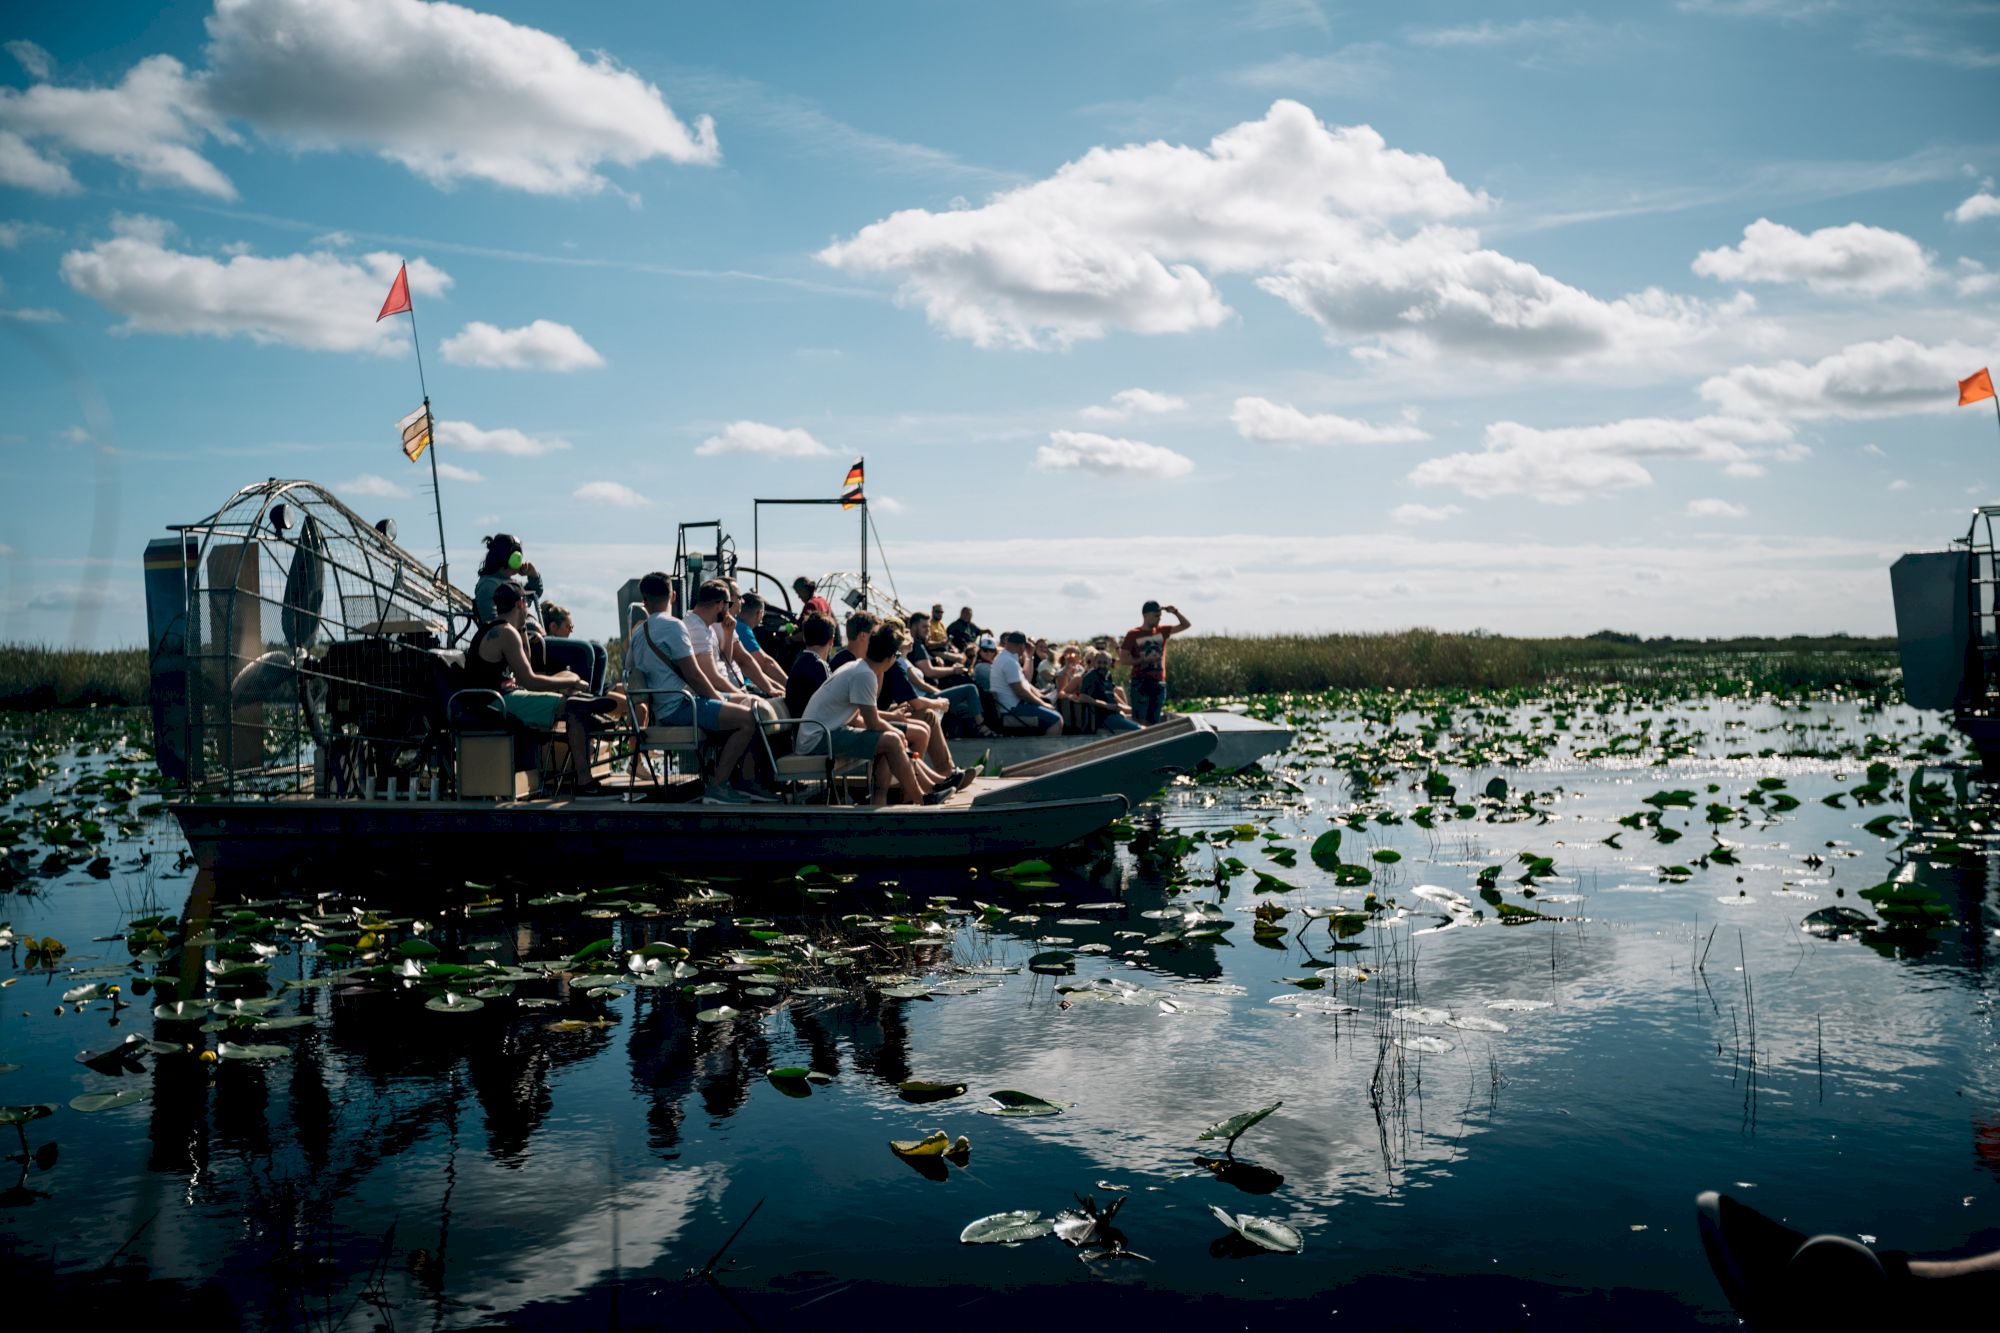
[
  {"x1": 840, "y1": 457, "x2": 864, "y2": 509},
  {"x1": 397, "y1": 404, "x2": 431, "y2": 462}
]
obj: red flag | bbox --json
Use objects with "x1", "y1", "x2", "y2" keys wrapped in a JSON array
[
  {"x1": 376, "y1": 263, "x2": 412, "y2": 322},
  {"x1": 1961, "y1": 367, "x2": 1996, "y2": 407}
]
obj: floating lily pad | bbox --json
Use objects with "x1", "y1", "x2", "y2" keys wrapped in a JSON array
[
  {"x1": 1196, "y1": 1101, "x2": 1282, "y2": 1149},
  {"x1": 979, "y1": 1090, "x2": 1067, "y2": 1117},
  {"x1": 695, "y1": 1006, "x2": 741, "y2": 1023},
  {"x1": 960, "y1": 1211, "x2": 1054, "y2": 1245},
  {"x1": 889, "y1": 1130, "x2": 952, "y2": 1158},
  {"x1": 1210, "y1": 1204, "x2": 1303, "y2": 1253},
  {"x1": 1394, "y1": 1034, "x2": 1454, "y2": 1054},
  {"x1": 900, "y1": 1080, "x2": 968, "y2": 1103},
  {"x1": 69, "y1": 1088, "x2": 150, "y2": 1113},
  {"x1": 215, "y1": 1042, "x2": 290, "y2": 1061},
  {"x1": 425, "y1": 993, "x2": 484, "y2": 1014}
]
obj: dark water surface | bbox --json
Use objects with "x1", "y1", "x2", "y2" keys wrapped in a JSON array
[{"x1": 2, "y1": 694, "x2": 1996, "y2": 1329}]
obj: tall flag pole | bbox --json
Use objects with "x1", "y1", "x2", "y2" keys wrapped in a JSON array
[
  {"x1": 840, "y1": 457, "x2": 867, "y2": 599},
  {"x1": 377, "y1": 263, "x2": 454, "y2": 636},
  {"x1": 1962, "y1": 367, "x2": 1999, "y2": 443}
]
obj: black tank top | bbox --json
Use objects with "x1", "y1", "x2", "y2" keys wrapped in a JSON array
[{"x1": 465, "y1": 622, "x2": 515, "y2": 693}]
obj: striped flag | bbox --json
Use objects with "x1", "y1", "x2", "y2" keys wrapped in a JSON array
[
  {"x1": 397, "y1": 405, "x2": 432, "y2": 462},
  {"x1": 840, "y1": 458, "x2": 864, "y2": 509}
]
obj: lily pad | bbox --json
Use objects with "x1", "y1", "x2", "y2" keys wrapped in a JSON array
[
  {"x1": 1210, "y1": 1204, "x2": 1303, "y2": 1253},
  {"x1": 69, "y1": 1088, "x2": 150, "y2": 1113},
  {"x1": 695, "y1": 1006, "x2": 741, "y2": 1023},
  {"x1": 889, "y1": 1130, "x2": 952, "y2": 1158},
  {"x1": 960, "y1": 1211, "x2": 1054, "y2": 1245},
  {"x1": 979, "y1": 1090, "x2": 1067, "y2": 1117},
  {"x1": 1196, "y1": 1101, "x2": 1282, "y2": 1150},
  {"x1": 215, "y1": 1042, "x2": 290, "y2": 1061},
  {"x1": 0, "y1": 1104, "x2": 56, "y2": 1126},
  {"x1": 425, "y1": 993, "x2": 485, "y2": 1014},
  {"x1": 900, "y1": 1080, "x2": 969, "y2": 1103}
]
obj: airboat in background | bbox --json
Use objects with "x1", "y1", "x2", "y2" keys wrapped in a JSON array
[
  {"x1": 1892, "y1": 505, "x2": 2000, "y2": 771},
  {"x1": 139, "y1": 479, "x2": 1248, "y2": 875}
]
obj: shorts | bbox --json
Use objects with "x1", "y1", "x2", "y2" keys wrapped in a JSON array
[
  {"x1": 800, "y1": 725, "x2": 884, "y2": 760},
  {"x1": 500, "y1": 690, "x2": 563, "y2": 729},
  {"x1": 657, "y1": 694, "x2": 727, "y2": 732}
]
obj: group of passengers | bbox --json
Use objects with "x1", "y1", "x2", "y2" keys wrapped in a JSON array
[{"x1": 468, "y1": 532, "x2": 1192, "y2": 804}]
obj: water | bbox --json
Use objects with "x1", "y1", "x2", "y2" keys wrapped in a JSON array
[{"x1": 2, "y1": 693, "x2": 1997, "y2": 1328}]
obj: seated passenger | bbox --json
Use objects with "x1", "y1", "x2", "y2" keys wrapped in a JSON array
[
  {"x1": 992, "y1": 631, "x2": 1062, "y2": 734},
  {"x1": 827, "y1": 613, "x2": 964, "y2": 785},
  {"x1": 946, "y1": 606, "x2": 985, "y2": 653},
  {"x1": 630, "y1": 572, "x2": 778, "y2": 804},
  {"x1": 785, "y1": 613, "x2": 836, "y2": 718},
  {"x1": 469, "y1": 583, "x2": 621, "y2": 792},
  {"x1": 1079, "y1": 648, "x2": 1141, "y2": 733},
  {"x1": 928, "y1": 603, "x2": 950, "y2": 648},
  {"x1": 903, "y1": 609, "x2": 987, "y2": 737},
  {"x1": 684, "y1": 580, "x2": 753, "y2": 694},
  {"x1": 797, "y1": 626, "x2": 957, "y2": 807},
  {"x1": 727, "y1": 588, "x2": 787, "y2": 695},
  {"x1": 829, "y1": 610, "x2": 876, "y2": 669},
  {"x1": 971, "y1": 635, "x2": 999, "y2": 693},
  {"x1": 475, "y1": 534, "x2": 606, "y2": 693}
]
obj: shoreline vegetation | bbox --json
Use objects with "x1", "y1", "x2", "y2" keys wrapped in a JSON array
[{"x1": 0, "y1": 631, "x2": 1899, "y2": 712}]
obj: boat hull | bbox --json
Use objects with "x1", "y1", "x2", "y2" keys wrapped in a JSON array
[
  {"x1": 170, "y1": 792, "x2": 1128, "y2": 876},
  {"x1": 949, "y1": 709, "x2": 1292, "y2": 775},
  {"x1": 968, "y1": 716, "x2": 1217, "y2": 808}
]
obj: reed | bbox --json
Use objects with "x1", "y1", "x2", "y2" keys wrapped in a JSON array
[{"x1": 0, "y1": 645, "x2": 149, "y2": 710}]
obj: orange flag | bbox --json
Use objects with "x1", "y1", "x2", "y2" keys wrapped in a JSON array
[
  {"x1": 1962, "y1": 367, "x2": 1996, "y2": 406},
  {"x1": 376, "y1": 263, "x2": 412, "y2": 322}
]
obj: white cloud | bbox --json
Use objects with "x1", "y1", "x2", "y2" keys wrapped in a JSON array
[
  {"x1": 0, "y1": 220, "x2": 57, "y2": 248},
  {"x1": 1034, "y1": 430, "x2": 1194, "y2": 479},
  {"x1": 5, "y1": 40, "x2": 52, "y2": 80},
  {"x1": 1699, "y1": 336, "x2": 1996, "y2": 419},
  {"x1": 1409, "y1": 415, "x2": 1795, "y2": 505},
  {"x1": 1391, "y1": 502, "x2": 1462, "y2": 524},
  {"x1": 1405, "y1": 16, "x2": 1606, "y2": 48},
  {"x1": 1956, "y1": 259, "x2": 2000, "y2": 297},
  {"x1": 1691, "y1": 217, "x2": 1934, "y2": 294},
  {"x1": 440, "y1": 319, "x2": 603, "y2": 371},
  {"x1": 340, "y1": 473, "x2": 411, "y2": 499},
  {"x1": 433, "y1": 461, "x2": 483, "y2": 482},
  {"x1": 433, "y1": 419, "x2": 572, "y2": 456},
  {"x1": 0, "y1": 304, "x2": 62, "y2": 323},
  {"x1": 871, "y1": 494, "x2": 907, "y2": 515},
  {"x1": 694, "y1": 421, "x2": 833, "y2": 458},
  {"x1": 1060, "y1": 578, "x2": 1101, "y2": 599},
  {"x1": 1888, "y1": 479, "x2": 1910, "y2": 491},
  {"x1": 573, "y1": 480, "x2": 650, "y2": 508},
  {"x1": 1232, "y1": 395, "x2": 1430, "y2": 446},
  {"x1": 60, "y1": 215, "x2": 451, "y2": 354},
  {"x1": 1080, "y1": 387, "x2": 1187, "y2": 421},
  {"x1": 1952, "y1": 191, "x2": 2000, "y2": 223},
  {"x1": 1861, "y1": 442, "x2": 1886, "y2": 457},
  {"x1": 1686, "y1": 497, "x2": 1749, "y2": 519},
  {"x1": 1260, "y1": 228, "x2": 1750, "y2": 364},
  {"x1": 201, "y1": 0, "x2": 718, "y2": 195},
  {"x1": 0, "y1": 53, "x2": 233, "y2": 196},
  {"x1": 819, "y1": 100, "x2": 1488, "y2": 350}
]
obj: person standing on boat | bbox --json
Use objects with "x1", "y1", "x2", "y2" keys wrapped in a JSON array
[
  {"x1": 1119, "y1": 600, "x2": 1190, "y2": 725},
  {"x1": 993, "y1": 632, "x2": 1063, "y2": 734},
  {"x1": 630, "y1": 573, "x2": 777, "y2": 804},
  {"x1": 474, "y1": 534, "x2": 606, "y2": 694},
  {"x1": 793, "y1": 576, "x2": 832, "y2": 618},
  {"x1": 469, "y1": 583, "x2": 620, "y2": 793}
]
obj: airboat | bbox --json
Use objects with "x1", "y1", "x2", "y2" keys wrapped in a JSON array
[
  {"x1": 141, "y1": 480, "x2": 1222, "y2": 876},
  {"x1": 1892, "y1": 505, "x2": 2000, "y2": 772}
]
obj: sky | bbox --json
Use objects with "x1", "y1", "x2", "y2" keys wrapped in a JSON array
[{"x1": 1, "y1": 0, "x2": 1997, "y2": 650}]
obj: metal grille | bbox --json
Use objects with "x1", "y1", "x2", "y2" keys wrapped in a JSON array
[{"x1": 170, "y1": 480, "x2": 473, "y2": 799}]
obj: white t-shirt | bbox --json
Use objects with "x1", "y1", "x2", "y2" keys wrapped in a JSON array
[
  {"x1": 683, "y1": 613, "x2": 745, "y2": 688},
  {"x1": 629, "y1": 613, "x2": 695, "y2": 697},
  {"x1": 990, "y1": 650, "x2": 1028, "y2": 709},
  {"x1": 800, "y1": 658, "x2": 881, "y2": 752}
]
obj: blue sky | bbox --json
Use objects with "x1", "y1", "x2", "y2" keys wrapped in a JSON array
[{"x1": 2, "y1": 0, "x2": 1997, "y2": 649}]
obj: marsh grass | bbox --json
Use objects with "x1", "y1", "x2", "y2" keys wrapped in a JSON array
[
  {"x1": 0, "y1": 645, "x2": 149, "y2": 710},
  {"x1": 1168, "y1": 630, "x2": 1897, "y2": 699},
  {"x1": 0, "y1": 631, "x2": 1899, "y2": 711}
]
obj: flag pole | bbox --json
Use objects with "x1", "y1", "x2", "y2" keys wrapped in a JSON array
[{"x1": 401, "y1": 295, "x2": 454, "y2": 638}]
